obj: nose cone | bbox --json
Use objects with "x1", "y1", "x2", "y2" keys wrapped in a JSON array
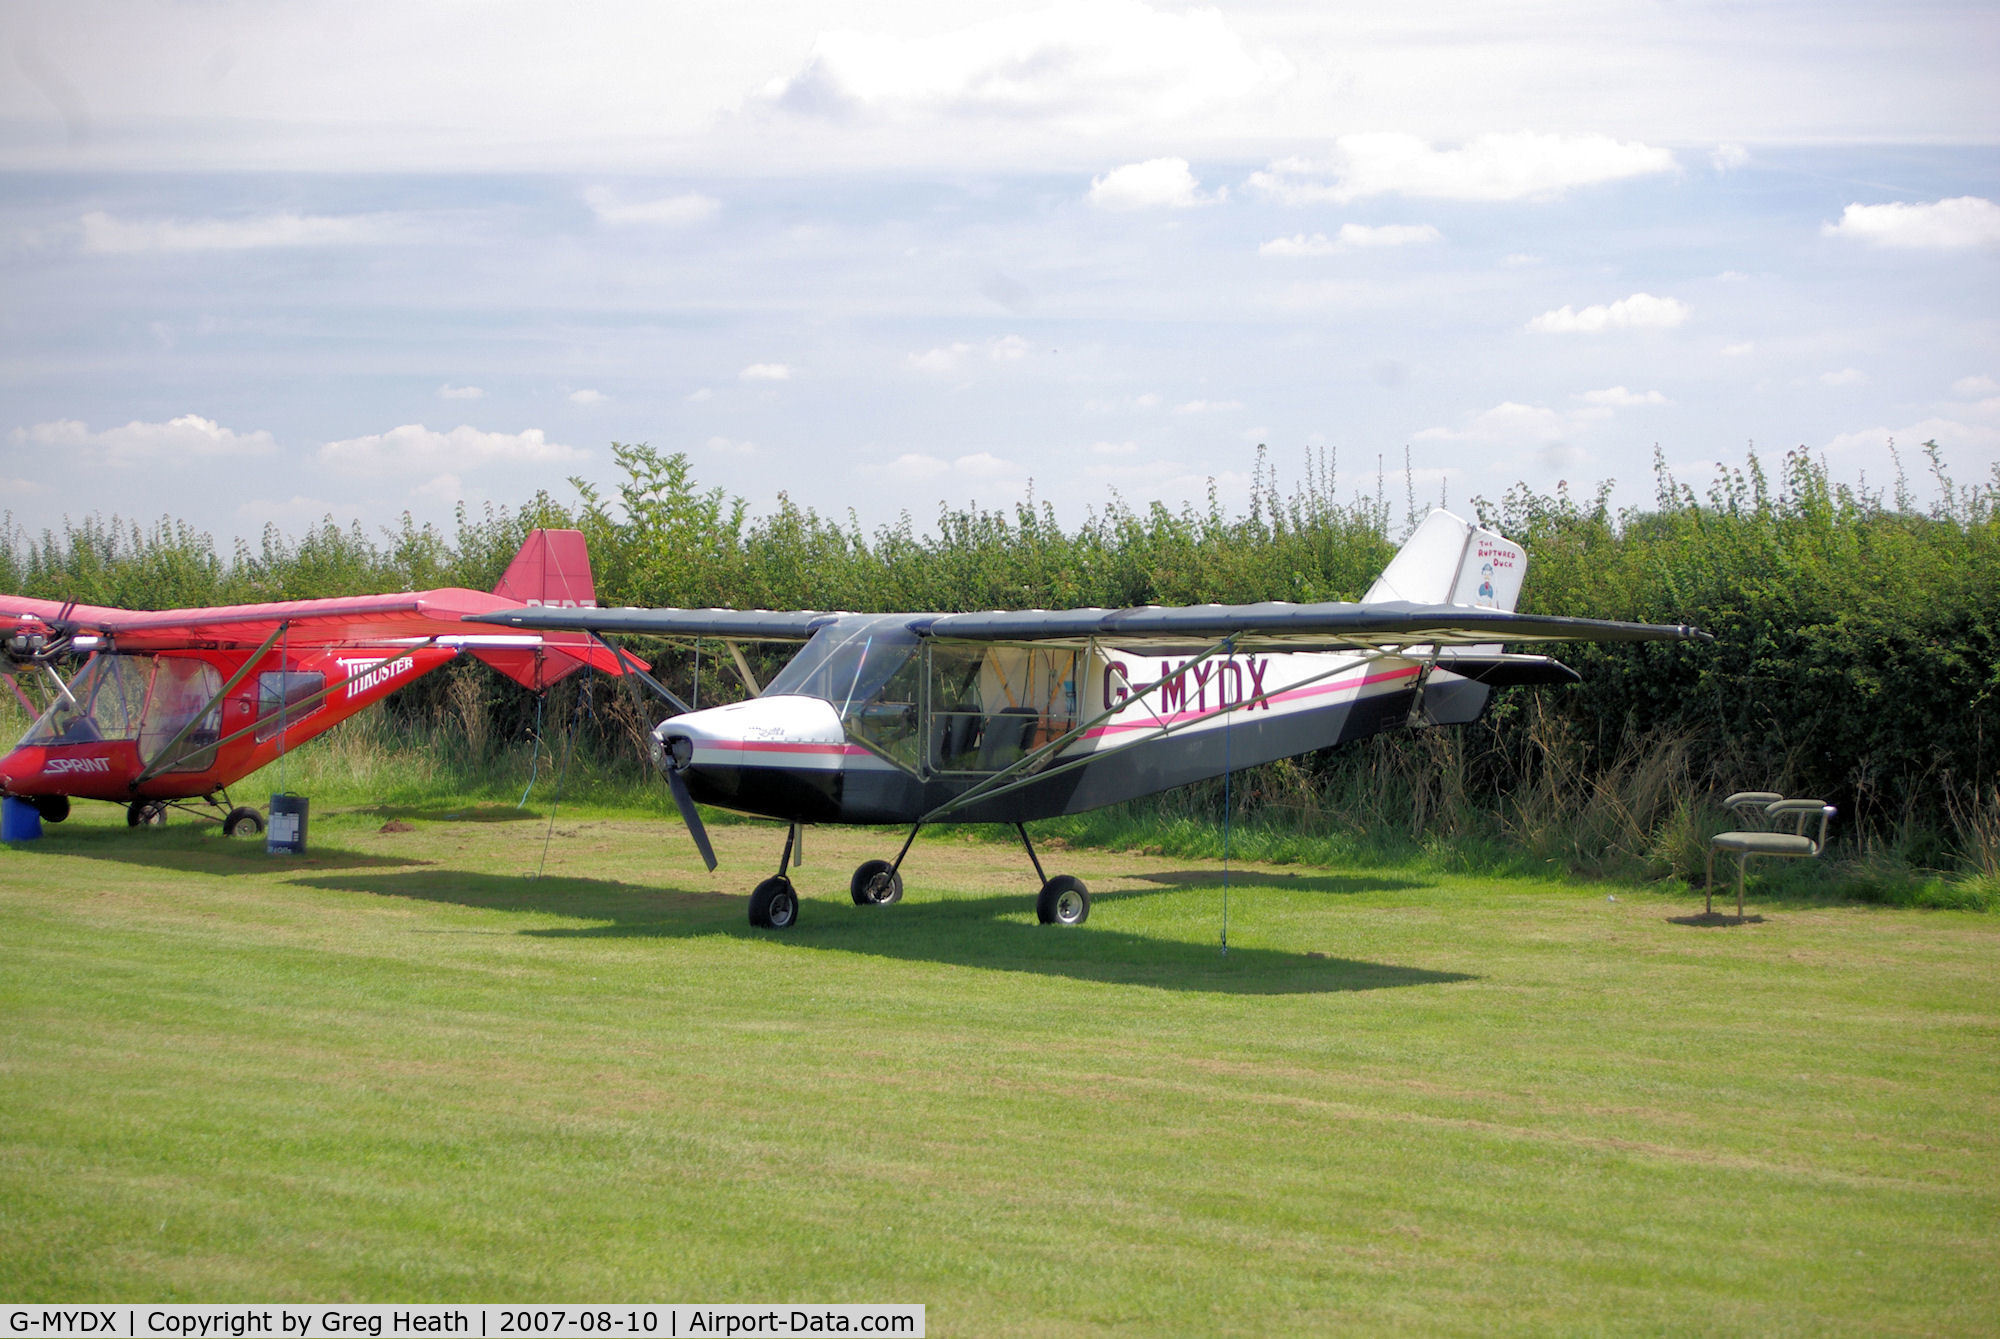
[
  {"x1": 653, "y1": 695, "x2": 846, "y2": 770},
  {"x1": 0, "y1": 747, "x2": 38, "y2": 796}
]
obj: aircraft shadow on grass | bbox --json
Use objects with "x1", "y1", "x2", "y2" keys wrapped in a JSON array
[
  {"x1": 18, "y1": 828, "x2": 429, "y2": 876},
  {"x1": 290, "y1": 867, "x2": 1471, "y2": 996}
]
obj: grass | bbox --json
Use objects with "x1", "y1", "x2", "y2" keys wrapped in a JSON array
[{"x1": 2, "y1": 795, "x2": 1996, "y2": 1333}]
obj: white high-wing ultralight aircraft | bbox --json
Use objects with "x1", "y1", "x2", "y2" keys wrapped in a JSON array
[{"x1": 470, "y1": 511, "x2": 1708, "y2": 929}]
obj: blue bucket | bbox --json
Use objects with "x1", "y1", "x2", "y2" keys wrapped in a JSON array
[
  {"x1": 2, "y1": 796, "x2": 44, "y2": 842},
  {"x1": 267, "y1": 793, "x2": 309, "y2": 854}
]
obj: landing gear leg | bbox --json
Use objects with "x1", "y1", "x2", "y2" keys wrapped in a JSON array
[
  {"x1": 748, "y1": 823, "x2": 802, "y2": 929},
  {"x1": 1020, "y1": 823, "x2": 1089, "y2": 926},
  {"x1": 127, "y1": 800, "x2": 167, "y2": 828}
]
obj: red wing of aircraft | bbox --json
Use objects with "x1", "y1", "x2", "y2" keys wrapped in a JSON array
[
  {"x1": 468, "y1": 511, "x2": 1711, "y2": 931},
  {"x1": 1, "y1": 528, "x2": 632, "y2": 832}
]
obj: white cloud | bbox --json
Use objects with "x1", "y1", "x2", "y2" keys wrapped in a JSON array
[
  {"x1": 1260, "y1": 232, "x2": 1337, "y2": 258},
  {"x1": 891, "y1": 452, "x2": 949, "y2": 479},
  {"x1": 1173, "y1": 399, "x2": 1244, "y2": 415},
  {"x1": 685, "y1": 387, "x2": 714, "y2": 403},
  {"x1": 10, "y1": 414, "x2": 277, "y2": 462},
  {"x1": 1711, "y1": 143, "x2": 1750, "y2": 172},
  {"x1": 1823, "y1": 417, "x2": 2000, "y2": 458},
  {"x1": 1527, "y1": 292, "x2": 1690, "y2": 334},
  {"x1": 1722, "y1": 341, "x2": 1756, "y2": 357},
  {"x1": 567, "y1": 388, "x2": 607, "y2": 405},
  {"x1": 1823, "y1": 197, "x2": 2000, "y2": 249},
  {"x1": 1088, "y1": 157, "x2": 1221, "y2": 210},
  {"x1": 1819, "y1": 368, "x2": 1868, "y2": 387},
  {"x1": 1260, "y1": 223, "x2": 1439, "y2": 256},
  {"x1": 414, "y1": 473, "x2": 463, "y2": 503},
  {"x1": 1415, "y1": 401, "x2": 1568, "y2": 446},
  {"x1": 318, "y1": 424, "x2": 583, "y2": 475},
  {"x1": 765, "y1": 0, "x2": 1283, "y2": 126},
  {"x1": 1248, "y1": 133, "x2": 1675, "y2": 205},
  {"x1": 908, "y1": 336, "x2": 1032, "y2": 374},
  {"x1": 78, "y1": 210, "x2": 395, "y2": 254},
  {"x1": 909, "y1": 343, "x2": 971, "y2": 374},
  {"x1": 438, "y1": 384, "x2": 485, "y2": 400},
  {"x1": 739, "y1": 363, "x2": 792, "y2": 382},
  {"x1": 583, "y1": 189, "x2": 719, "y2": 226},
  {"x1": 1952, "y1": 375, "x2": 1997, "y2": 397},
  {"x1": 1578, "y1": 386, "x2": 1669, "y2": 407},
  {"x1": 1335, "y1": 222, "x2": 1440, "y2": 248},
  {"x1": 703, "y1": 435, "x2": 758, "y2": 456},
  {"x1": 954, "y1": 452, "x2": 1013, "y2": 479},
  {"x1": 1091, "y1": 440, "x2": 1139, "y2": 456},
  {"x1": 0, "y1": 475, "x2": 49, "y2": 496},
  {"x1": 1502, "y1": 253, "x2": 1543, "y2": 268}
]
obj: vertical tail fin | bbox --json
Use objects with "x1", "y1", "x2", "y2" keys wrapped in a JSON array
[
  {"x1": 1363, "y1": 510, "x2": 1527, "y2": 611},
  {"x1": 491, "y1": 529, "x2": 599, "y2": 610},
  {"x1": 475, "y1": 529, "x2": 630, "y2": 689}
]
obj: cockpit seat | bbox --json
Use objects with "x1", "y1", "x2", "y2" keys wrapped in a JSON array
[{"x1": 977, "y1": 706, "x2": 1039, "y2": 771}]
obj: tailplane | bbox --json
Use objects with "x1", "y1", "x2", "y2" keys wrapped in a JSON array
[{"x1": 1364, "y1": 510, "x2": 1526, "y2": 612}]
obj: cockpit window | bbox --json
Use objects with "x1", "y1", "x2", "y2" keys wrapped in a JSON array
[
  {"x1": 20, "y1": 653, "x2": 148, "y2": 746},
  {"x1": 763, "y1": 616, "x2": 924, "y2": 768}
]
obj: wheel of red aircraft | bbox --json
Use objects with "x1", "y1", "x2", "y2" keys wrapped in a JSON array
[
  {"x1": 1036, "y1": 875, "x2": 1090, "y2": 926},
  {"x1": 749, "y1": 875, "x2": 799, "y2": 929},
  {"x1": 31, "y1": 795, "x2": 69, "y2": 823},
  {"x1": 223, "y1": 806, "x2": 265, "y2": 837},
  {"x1": 126, "y1": 800, "x2": 167, "y2": 828},
  {"x1": 849, "y1": 859, "x2": 904, "y2": 906}
]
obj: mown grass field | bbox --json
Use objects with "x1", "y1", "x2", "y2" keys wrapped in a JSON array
[{"x1": 2, "y1": 799, "x2": 1995, "y2": 1334}]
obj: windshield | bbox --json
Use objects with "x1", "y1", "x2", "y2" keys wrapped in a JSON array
[
  {"x1": 764, "y1": 616, "x2": 919, "y2": 714},
  {"x1": 20, "y1": 653, "x2": 148, "y2": 746}
]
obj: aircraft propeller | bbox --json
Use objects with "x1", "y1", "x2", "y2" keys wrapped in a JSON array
[{"x1": 659, "y1": 731, "x2": 718, "y2": 872}]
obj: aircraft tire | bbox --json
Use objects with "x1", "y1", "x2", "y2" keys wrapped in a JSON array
[
  {"x1": 32, "y1": 795, "x2": 70, "y2": 823},
  {"x1": 749, "y1": 876, "x2": 800, "y2": 929},
  {"x1": 850, "y1": 859, "x2": 904, "y2": 905},
  {"x1": 223, "y1": 806, "x2": 266, "y2": 837},
  {"x1": 1036, "y1": 875, "x2": 1090, "y2": 926},
  {"x1": 127, "y1": 800, "x2": 167, "y2": 828}
]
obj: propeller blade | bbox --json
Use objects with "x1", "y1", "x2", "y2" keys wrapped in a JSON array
[{"x1": 667, "y1": 768, "x2": 718, "y2": 872}]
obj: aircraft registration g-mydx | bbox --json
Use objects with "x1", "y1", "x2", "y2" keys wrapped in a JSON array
[
  {"x1": 471, "y1": 511, "x2": 1708, "y2": 930},
  {"x1": 1, "y1": 529, "x2": 629, "y2": 832}
]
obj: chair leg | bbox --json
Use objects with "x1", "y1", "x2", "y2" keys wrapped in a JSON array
[
  {"x1": 1705, "y1": 847, "x2": 1716, "y2": 915},
  {"x1": 1737, "y1": 855, "x2": 1747, "y2": 919}
]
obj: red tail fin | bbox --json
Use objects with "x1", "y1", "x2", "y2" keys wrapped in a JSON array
[
  {"x1": 475, "y1": 529, "x2": 632, "y2": 689},
  {"x1": 491, "y1": 528, "x2": 598, "y2": 610}
]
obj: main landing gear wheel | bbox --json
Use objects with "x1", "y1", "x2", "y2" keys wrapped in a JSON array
[
  {"x1": 749, "y1": 876, "x2": 800, "y2": 929},
  {"x1": 850, "y1": 859, "x2": 904, "y2": 905},
  {"x1": 223, "y1": 806, "x2": 265, "y2": 837},
  {"x1": 31, "y1": 795, "x2": 69, "y2": 823},
  {"x1": 127, "y1": 800, "x2": 167, "y2": 828},
  {"x1": 1036, "y1": 875, "x2": 1090, "y2": 926}
]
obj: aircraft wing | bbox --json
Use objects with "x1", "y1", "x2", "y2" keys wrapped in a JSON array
[
  {"x1": 465, "y1": 607, "x2": 839, "y2": 641},
  {"x1": 467, "y1": 600, "x2": 1706, "y2": 653},
  {"x1": 1, "y1": 589, "x2": 628, "y2": 672},
  {"x1": 908, "y1": 601, "x2": 1708, "y2": 652}
]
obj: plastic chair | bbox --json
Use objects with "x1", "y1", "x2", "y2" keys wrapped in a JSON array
[{"x1": 1706, "y1": 797, "x2": 1837, "y2": 916}]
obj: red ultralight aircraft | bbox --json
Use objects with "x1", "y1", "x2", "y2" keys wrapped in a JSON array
[{"x1": 0, "y1": 529, "x2": 630, "y2": 833}]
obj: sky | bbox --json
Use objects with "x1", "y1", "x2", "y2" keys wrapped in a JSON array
[{"x1": 2, "y1": 0, "x2": 1996, "y2": 549}]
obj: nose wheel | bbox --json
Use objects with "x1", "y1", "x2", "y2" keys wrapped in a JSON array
[
  {"x1": 850, "y1": 859, "x2": 904, "y2": 905},
  {"x1": 748, "y1": 876, "x2": 799, "y2": 929}
]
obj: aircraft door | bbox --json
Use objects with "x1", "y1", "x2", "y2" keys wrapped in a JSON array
[
  {"x1": 136, "y1": 657, "x2": 224, "y2": 773},
  {"x1": 927, "y1": 646, "x2": 1081, "y2": 774}
]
